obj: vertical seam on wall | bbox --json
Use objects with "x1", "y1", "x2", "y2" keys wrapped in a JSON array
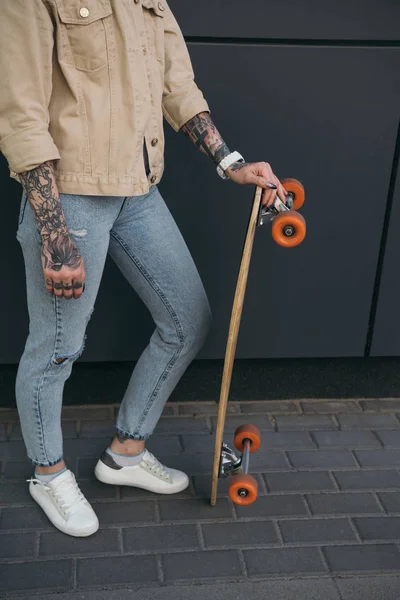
[{"x1": 365, "y1": 117, "x2": 400, "y2": 356}]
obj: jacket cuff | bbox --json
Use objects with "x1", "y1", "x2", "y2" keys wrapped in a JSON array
[
  {"x1": 0, "y1": 126, "x2": 61, "y2": 174},
  {"x1": 163, "y1": 86, "x2": 210, "y2": 132}
]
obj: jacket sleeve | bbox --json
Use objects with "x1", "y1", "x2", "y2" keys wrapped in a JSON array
[
  {"x1": 161, "y1": 3, "x2": 209, "y2": 131},
  {"x1": 0, "y1": 0, "x2": 60, "y2": 174}
]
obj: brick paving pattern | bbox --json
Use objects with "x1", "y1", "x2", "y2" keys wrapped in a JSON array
[{"x1": 1, "y1": 398, "x2": 400, "y2": 597}]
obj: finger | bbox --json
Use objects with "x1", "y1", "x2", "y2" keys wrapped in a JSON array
[
  {"x1": 252, "y1": 177, "x2": 277, "y2": 206},
  {"x1": 63, "y1": 280, "x2": 74, "y2": 300},
  {"x1": 277, "y1": 183, "x2": 287, "y2": 204},
  {"x1": 53, "y1": 280, "x2": 64, "y2": 298},
  {"x1": 45, "y1": 277, "x2": 54, "y2": 296},
  {"x1": 72, "y1": 279, "x2": 84, "y2": 299}
]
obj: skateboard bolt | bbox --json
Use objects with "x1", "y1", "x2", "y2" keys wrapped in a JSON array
[
  {"x1": 283, "y1": 225, "x2": 295, "y2": 237},
  {"x1": 238, "y1": 488, "x2": 248, "y2": 498}
]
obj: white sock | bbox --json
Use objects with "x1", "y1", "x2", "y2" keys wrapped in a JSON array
[
  {"x1": 106, "y1": 447, "x2": 145, "y2": 467},
  {"x1": 34, "y1": 466, "x2": 67, "y2": 483}
]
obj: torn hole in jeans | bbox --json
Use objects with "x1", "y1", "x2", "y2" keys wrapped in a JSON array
[{"x1": 52, "y1": 337, "x2": 86, "y2": 366}]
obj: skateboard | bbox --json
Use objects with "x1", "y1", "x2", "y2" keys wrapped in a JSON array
[{"x1": 210, "y1": 178, "x2": 306, "y2": 506}]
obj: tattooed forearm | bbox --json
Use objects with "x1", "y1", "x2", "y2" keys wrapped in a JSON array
[
  {"x1": 181, "y1": 112, "x2": 231, "y2": 165},
  {"x1": 19, "y1": 162, "x2": 81, "y2": 272}
]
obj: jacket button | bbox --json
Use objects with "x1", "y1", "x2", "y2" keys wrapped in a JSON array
[
  {"x1": 158, "y1": 2, "x2": 165, "y2": 10},
  {"x1": 151, "y1": 138, "x2": 158, "y2": 147},
  {"x1": 150, "y1": 175, "x2": 157, "y2": 184},
  {"x1": 79, "y1": 7, "x2": 90, "y2": 17}
]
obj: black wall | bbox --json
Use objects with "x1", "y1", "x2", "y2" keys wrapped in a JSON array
[{"x1": 1, "y1": 1, "x2": 400, "y2": 364}]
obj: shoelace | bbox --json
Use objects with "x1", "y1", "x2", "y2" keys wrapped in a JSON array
[
  {"x1": 145, "y1": 452, "x2": 170, "y2": 479},
  {"x1": 27, "y1": 473, "x2": 87, "y2": 515}
]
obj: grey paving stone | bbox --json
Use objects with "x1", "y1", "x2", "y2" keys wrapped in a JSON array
[
  {"x1": 123, "y1": 524, "x2": 199, "y2": 552},
  {"x1": 12, "y1": 579, "x2": 342, "y2": 600},
  {"x1": 378, "y1": 492, "x2": 400, "y2": 513},
  {"x1": 181, "y1": 434, "x2": 219, "y2": 453},
  {"x1": 158, "y1": 453, "x2": 214, "y2": 475},
  {"x1": 40, "y1": 528, "x2": 119, "y2": 556},
  {"x1": 240, "y1": 401, "x2": 299, "y2": 414},
  {"x1": 324, "y1": 544, "x2": 400, "y2": 572},
  {"x1": 354, "y1": 517, "x2": 400, "y2": 541},
  {"x1": 77, "y1": 555, "x2": 158, "y2": 586},
  {"x1": 355, "y1": 450, "x2": 400, "y2": 468},
  {"x1": 63, "y1": 437, "x2": 106, "y2": 459},
  {"x1": 337, "y1": 414, "x2": 399, "y2": 430},
  {"x1": 279, "y1": 518, "x2": 357, "y2": 544},
  {"x1": 288, "y1": 450, "x2": 357, "y2": 469},
  {"x1": 301, "y1": 401, "x2": 361, "y2": 414},
  {"x1": 265, "y1": 471, "x2": 336, "y2": 493},
  {"x1": 154, "y1": 417, "x2": 210, "y2": 434},
  {"x1": 2, "y1": 459, "x2": 32, "y2": 481},
  {"x1": 193, "y1": 473, "x2": 265, "y2": 498},
  {"x1": 307, "y1": 492, "x2": 382, "y2": 515},
  {"x1": 80, "y1": 420, "x2": 115, "y2": 438},
  {"x1": 159, "y1": 498, "x2": 233, "y2": 522},
  {"x1": 360, "y1": 399, "x2": 400, "y2": 412},
  {"x1": 179, "y1": 403, "x2": 239, "y2": 416},
  {"x1": 259, "y1": 432, "x2": 316, "y2": 450},
  {"x1": 334, "y1": 469, "x2": 400, "y2": 490},
  {"x1": 246, "y1": 450, "x2": 290, "y2": 472},
  {"x1": 235, "y1": 494, "x2": 308, "y2": 519},
  {"x1": 0, "y1": 408, "x2": 19, "y2": 422},
  {"x1": 77, "y1": 478, "x2": 118, "y2": 502},
  {"x1": 210, "y1": 415, "x2": 274, "y2": 432},
  {"x1": 0, "y1": 532, "x2": 36, "y2": 558},
  {"x1": 121, "y1": 481, "x2": 195, "y2": 501},
  {"x1": 10, "y1": 421, "x2": 77, "y2": 440},
  {"x1": 0, "y1": 482, "x2": 34, "y2": 505},
  {"x1": 145, "y1": 435, "x2": 183, "y2": 455},
  {"x1": 275, "y1": 415, "x2": 336, "y2": 431},
  {"x1": 202, "y1": 521, "x2": 279, "y2": 548},
  {"x1": 0, "y1": 559, "x2": 72, "y2": 593},
  {"x1": 0, "y1": 423, "x2": 7, "y2": 440},
  {"x1": 0, "y1": 441, "x2": 29, "y2": 460},
  {"x1": 337, "y1": 575, "x2": 400, "y2": 600},
  {"x1": 62, "y1": 406, "x2": 113, "y2": 421},
  {"x1": 162, "y1": 550, "x2": 242, "y2": 581},
  {"x1": 77, "y1": 457, "x2": 97, "y2": 479},
  {"x1": 1, "y1": 505, "x2": 51, "y2": 530},
  {"x1": 244, "y1": 547, "x2": 326, "y2": 576},
  {"x1": 376, "y1": 430, "x2": 400, "y2": 448},
  {"x1": 313, "y1": 431, "x2": 381, "y2": 449},
  {"x1": 94, "y1": 500, "x2": 157, "y2": 525}
]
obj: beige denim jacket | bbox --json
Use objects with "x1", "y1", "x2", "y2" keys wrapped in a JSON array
[{"x1": 0, "y1": 0, "x2": 209, "y2": 196}]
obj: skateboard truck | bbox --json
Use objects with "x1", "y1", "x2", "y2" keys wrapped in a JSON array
[
  {"x1": 258, "y1": 179, "x2": 306, "y2": 248},
  {"x1": 211, "y1": 178, "x2": 306, "y2": 508}
]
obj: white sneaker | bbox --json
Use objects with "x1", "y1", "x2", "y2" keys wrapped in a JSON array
[
  {"x1": 28, "y1": 469, "x2": 99, "y2": 537},
  {"x1": 94, "y1": 449, "x2": 189, "y2": 494}
]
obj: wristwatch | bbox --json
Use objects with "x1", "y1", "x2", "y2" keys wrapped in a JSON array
[{"x1": 216, "y1": 151, "x2": 245, "y2": 180}]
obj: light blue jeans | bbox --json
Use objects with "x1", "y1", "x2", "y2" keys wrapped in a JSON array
[{"x1": 16, "y1": 187, "x2": 212, "y2": 466}]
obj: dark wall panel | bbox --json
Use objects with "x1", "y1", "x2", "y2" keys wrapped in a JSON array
[
  {"x1": 168, "y1": 0, "x2": 400, "y2": 41},
  {"x1": 370, "y1": 161, "x2": 400, "y2": 356}
]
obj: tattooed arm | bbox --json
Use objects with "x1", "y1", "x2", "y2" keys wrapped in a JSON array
[
  {"x1": 19, "y1": 162, "x2": 86, "y2": 300},
  {"x1": 181, "y1": 112, "x2": 287, "y2": 205}
]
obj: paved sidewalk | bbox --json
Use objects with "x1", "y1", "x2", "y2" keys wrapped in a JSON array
[{"x1": 1, "y1": 398, "x2": 400, "y2": 598}]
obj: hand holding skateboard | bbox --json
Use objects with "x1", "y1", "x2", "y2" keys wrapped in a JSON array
[{"x1": 211, "y1": 179, "x2": 306, "y2": 507}]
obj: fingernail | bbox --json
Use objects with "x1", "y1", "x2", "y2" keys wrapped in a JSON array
[{"x1": 266, "y1": 182, "x2": 277, "y2": 189}]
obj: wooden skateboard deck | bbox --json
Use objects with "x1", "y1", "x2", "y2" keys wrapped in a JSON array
[{"x1": 210, "y1": 179, "x2": 306, "y2": 507}]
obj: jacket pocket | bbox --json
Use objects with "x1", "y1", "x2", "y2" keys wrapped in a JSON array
[
  {"x1": 141, "y1": 0, "x2": 165, "y2": 62},
  {"x1": 55, "y1": 0, "x2": 114, "y2": 72}
]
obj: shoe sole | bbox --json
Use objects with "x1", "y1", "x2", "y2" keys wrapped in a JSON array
[{"x1": 94, "y1": 462, "x2": 189, "y2": 495}]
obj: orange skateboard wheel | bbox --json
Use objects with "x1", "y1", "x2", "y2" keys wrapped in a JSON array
[
  {"x1": 272, "y1": 211, "x2": 306, "y2": 248},
  {"x1": 281, "y1": 178, "x2": 305, "y2": 210},
  {"x1": 229, "y1": 474, "x2": 258, "y2": 506},
  {"x1": 234, "y1": 424, "x2": 261, "y2": 453}
]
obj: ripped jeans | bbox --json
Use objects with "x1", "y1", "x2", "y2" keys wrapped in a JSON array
[{"x1": 16, "y1": 187, "x2": 212, "y2": 466}]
